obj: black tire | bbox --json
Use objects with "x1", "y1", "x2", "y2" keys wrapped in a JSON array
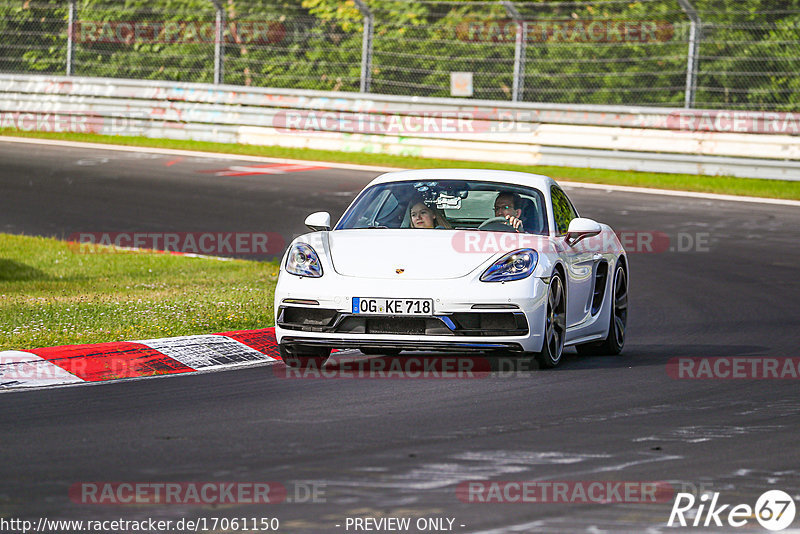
[
  {"x1": 576, "y1": 263, "x2": 627, "y2": 356},
  {"x1": 535, "y1": 272, "x2": 567, "y2": 369},
  {"x1": 279, "y1": 343, "x2": 331, "y2": 369}
]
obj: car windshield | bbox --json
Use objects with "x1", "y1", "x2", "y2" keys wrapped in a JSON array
[{"x1": 335, "y1": 180, "x2": 548, "y2": 234}]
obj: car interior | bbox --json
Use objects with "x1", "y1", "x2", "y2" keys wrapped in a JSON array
[{"x1": 341, "y1": 180, "x2": 549, "y2": 235}]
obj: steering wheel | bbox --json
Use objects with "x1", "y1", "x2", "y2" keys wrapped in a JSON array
[
  {"x1": 478, "y1": 216, "x2": 518, "y2": 232},
  {"x1": 478, "y1": 216, "x2": 509, "y2": 229}
]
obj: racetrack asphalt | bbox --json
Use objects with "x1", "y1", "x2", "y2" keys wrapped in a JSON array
[{"x1": 1, "y1": 140, "x2": 799, "y2": 532}]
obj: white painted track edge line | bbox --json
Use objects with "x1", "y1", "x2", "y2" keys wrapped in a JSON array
[
  {"x1": 0, "y1": 136, "x2": 400, "y2": 172},
  {"x1": 1, "y1": 136, "x2": 798, "y2": 206},
  {"x1": 558, "y1": 180, "x2": 800, "y2": 207}
]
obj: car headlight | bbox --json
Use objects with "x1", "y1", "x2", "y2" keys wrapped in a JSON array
[
  {"x1": 480, "y1": 249, "x2": 538, "y2": 282},
  {"x1": 286, "y1": 243, "x2": 323, "y2": 278}
]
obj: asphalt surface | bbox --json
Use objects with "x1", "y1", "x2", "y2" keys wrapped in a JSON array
[
  {"x1": 0, "y1": 142, "x2": 368, "y2": 257},
  {"x1": 1, "y1": 140, "x2": 800, "y2": 533}
]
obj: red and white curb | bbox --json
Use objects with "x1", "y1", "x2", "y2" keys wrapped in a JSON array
[{"x1": 0, "y1": 328, "x2": 280, "y2": 390}]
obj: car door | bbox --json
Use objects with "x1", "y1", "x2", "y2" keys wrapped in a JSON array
[{"x1": 551, "y1": 186, "x2": 595, "y2": 328}]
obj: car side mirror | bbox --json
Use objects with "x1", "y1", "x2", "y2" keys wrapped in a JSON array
[
  {"x1": 305, "y1": 211, "x2": 331, "y2": 232},
  {"x1": 565, "y1": 217, "x2": 602, "y2": 245}
]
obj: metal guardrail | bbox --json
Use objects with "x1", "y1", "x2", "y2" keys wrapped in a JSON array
[{"x1": 1, "y1": 74, "x2": 798, "y2": 180}]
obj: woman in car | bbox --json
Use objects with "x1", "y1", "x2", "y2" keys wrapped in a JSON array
[{"x1": 409, "y1": 200, "x2": 452, "y2": 229}]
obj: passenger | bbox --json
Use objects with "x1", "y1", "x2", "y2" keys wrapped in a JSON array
[
  {"x1": 409, "y1": 201, "x2": 453, "y2": 229},
  {"x1": 493, "y1": 191, "x2": 524, "y2": 231}
]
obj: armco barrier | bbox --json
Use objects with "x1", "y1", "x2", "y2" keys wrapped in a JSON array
[{"x1": 1, "y1": 74, "x2": 799, "y2": 180}]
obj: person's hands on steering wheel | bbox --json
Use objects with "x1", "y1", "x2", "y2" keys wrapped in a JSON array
[
  {"x1": 477, "y1": 215, "x2": 523, "y2": 232},
  {"x1": 503, "y1": 214, "x2": 523, "y2": 231}
]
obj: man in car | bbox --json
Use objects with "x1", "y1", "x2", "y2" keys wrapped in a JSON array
[{"x1": 493, "y1": 191, "x2": 524, "y2": 231}]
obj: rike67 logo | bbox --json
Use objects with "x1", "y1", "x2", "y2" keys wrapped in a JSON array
[{"x1": 668, "y1": 490, "x2": 796, "y2": 531}]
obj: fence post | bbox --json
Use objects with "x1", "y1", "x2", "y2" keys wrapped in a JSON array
[
  {"x1": 677, "y1": 0, "x2": 700, "y2": 108},
  {"x1": 66, "y1": 0, "x2": 76, "y2": 76},
  {"x1": 353, "y1": 0, "x2": 373, "y2": 93},
  {"x1": 502, "y1": 1, "x2": 525, "y2": 102},
  {"x1": 210, "y1": 0, "x2": 225, "y2": 84}
]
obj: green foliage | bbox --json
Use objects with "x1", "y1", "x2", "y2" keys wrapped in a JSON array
[
  {"x1": 1, "y1": 0, "x2": 799, "y2": 109},
  {"x1": 0, "y1": 0, "x2": 67, "y2": 74}
]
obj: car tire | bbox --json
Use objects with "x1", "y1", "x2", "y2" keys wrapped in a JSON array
[
  {"x1": 279, "y1": 343, "x2": 331, "y2": 369},
  {"x1": 576, "y1": 263, "x2": 627, "y2": 356},
  {"x1": 535, "y1": 272, "x2": 567, "y2": 369}
]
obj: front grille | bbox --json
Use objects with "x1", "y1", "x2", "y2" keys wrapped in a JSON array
[
  {"x1": 366, "y1": 317, "x2": 425, "y2": 335},
  {"x1": 281, "y1": 309, "x2": 528, "y2": 337},
  {"x1": 450, "y1": 312, "x2": 528, "y2": 336},
  {"x1": 335, "y1": 316, "x2": 451, "y2": 335}
]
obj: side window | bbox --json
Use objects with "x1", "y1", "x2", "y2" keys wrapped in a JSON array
[
  {"x1": 375, "y1": 193, "x2": 400, "y2": 225},
  {"x1": 518, "y1": 193, "x2": 548, "y2": 235},
  {"x1": 551, "y1": 186, "x2": 578, "y2": 235},
  {"x1": 361, "y1": 189, "x2": 391, "y2": 226}
]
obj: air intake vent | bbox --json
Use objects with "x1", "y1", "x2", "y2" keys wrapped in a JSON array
[{"x1": 591, "y1": 261, "x2": 609, "y2": 315}]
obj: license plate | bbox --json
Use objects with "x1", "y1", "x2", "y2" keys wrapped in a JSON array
[{"x1": 352, "y1": 297, "x2": 433, "y2": 315}]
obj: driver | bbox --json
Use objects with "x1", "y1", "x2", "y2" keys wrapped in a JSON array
[{"x1": 492, "y1": 192, "x2": 524, "y2": 231}]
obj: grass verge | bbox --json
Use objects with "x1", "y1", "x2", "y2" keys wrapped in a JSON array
[
  {"x1": 2, "y1": 129, "x2": 799, "y2": 201},
  {"x1": 0, "y1": 233, "x2": 278, "y2": 351}
]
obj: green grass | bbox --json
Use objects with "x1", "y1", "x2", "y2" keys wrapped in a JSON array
[
  {"x1": 0, "y1": 233, "x2": 278, "y2": 351},
  {"x1": 2, "y1": 129, "x2": 800, "y2": 200}
]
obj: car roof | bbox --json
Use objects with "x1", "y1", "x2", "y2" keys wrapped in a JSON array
[{"x1": 366, "y1": 168, "x2": 558, "y2": 191}]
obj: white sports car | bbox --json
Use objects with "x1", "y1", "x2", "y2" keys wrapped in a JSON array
[{"x1": 274, "y1": 169, "x2": 628, "y2": 369}]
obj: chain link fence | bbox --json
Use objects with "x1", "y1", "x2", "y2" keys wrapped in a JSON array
[{"x1": 1, "y1": 0, "x2": 798, "y2": 111}]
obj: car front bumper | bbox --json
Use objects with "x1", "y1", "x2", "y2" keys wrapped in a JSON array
[{"x1": 274, "y1": 272, "x2": 549, "y2": 353}]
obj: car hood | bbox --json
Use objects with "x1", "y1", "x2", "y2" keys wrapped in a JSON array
[{"x1": 327, "y1": 229, "x2": 493, "y2": 280}]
